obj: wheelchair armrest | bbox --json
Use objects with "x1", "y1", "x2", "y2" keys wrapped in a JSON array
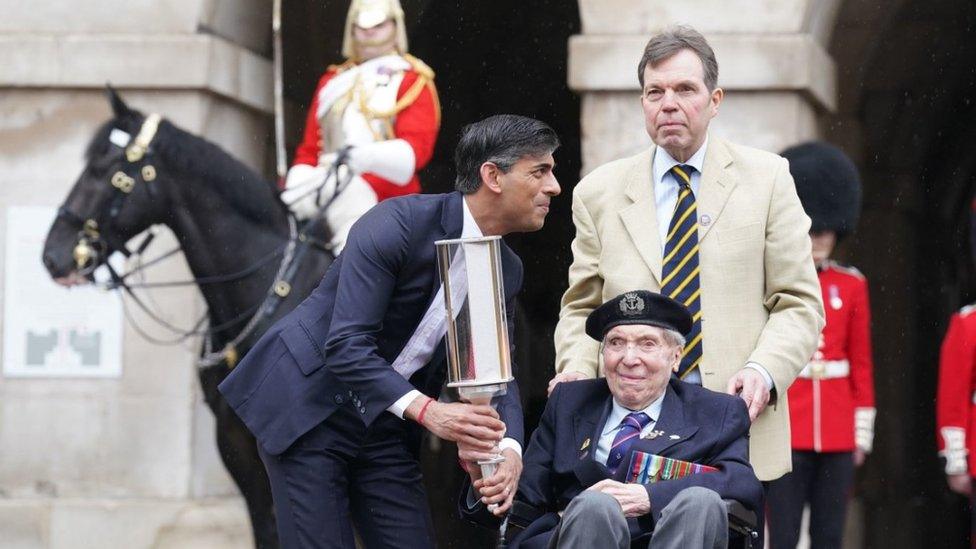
[
  {"x1": 724, "y1": 499, "x2": 759, "y2": 542},
  {"x1": 507, "y1": 500, "x2": 545, "y2": 530}
]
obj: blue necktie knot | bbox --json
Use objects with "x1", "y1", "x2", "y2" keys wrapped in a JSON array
[
  {"x1": 607, "y1": 412, "x2": 654, "y2": 473},
  {"x1": 622, "y1": 411, "x2": 652, "y2": 431}
]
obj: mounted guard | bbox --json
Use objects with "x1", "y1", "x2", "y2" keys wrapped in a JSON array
[{"x1": 280, "y1": 0, "x2": 440, "y2": 253}]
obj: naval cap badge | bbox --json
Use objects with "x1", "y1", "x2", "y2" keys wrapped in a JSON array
[{"x1": 620, "y1": 292, "x2": 645, "y2": 316}]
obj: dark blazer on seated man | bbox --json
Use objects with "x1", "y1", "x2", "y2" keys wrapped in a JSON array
[
  {"x1": 463, "y1": 291, "x2": 763, "y2": 549},
  {"x1": 219, "y1": 114, "x2": 562, "y2": 549}
]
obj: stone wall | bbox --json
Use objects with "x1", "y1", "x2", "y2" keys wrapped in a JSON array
[{"x1": 0, "y1": 1, "x2": 273, "y2": 546}]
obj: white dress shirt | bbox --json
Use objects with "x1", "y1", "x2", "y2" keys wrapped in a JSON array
[
  {"x1": 387, "y1": 198, "x2": 521, "y2": 455},
  {"x1": 594, "y1": 393, "x2": 666, "y2": 466},
  {"x1": 652, "y1": 139, "x2": 773, "y2": 391}
]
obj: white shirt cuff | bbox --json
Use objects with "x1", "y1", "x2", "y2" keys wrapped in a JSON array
[
  {"x1": 498, "y1": 437, "x2": 522, "y2": 457},
  {"x1": 744, "y1": 362, "x2": 774, "y2": 391},
  {"x1": 387, "y1": 389, "x2": 424, "y2": 419}
]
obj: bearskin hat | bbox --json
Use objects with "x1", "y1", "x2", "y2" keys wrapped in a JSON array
[{"x1": 781, "y1": 141, "x2": 862, "y2": 240}]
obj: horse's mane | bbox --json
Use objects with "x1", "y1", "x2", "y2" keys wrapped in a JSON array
[{"x1": 86, "y1": 112, "x2": 286, "y2": 225}]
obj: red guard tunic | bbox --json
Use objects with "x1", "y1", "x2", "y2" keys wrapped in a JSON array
[
  {"x1": 788, "y1": 262, "x2": 876, "y2": 452},
  {"x1": 291, "y1": 53, "x2": 440, "y2": 201},
  {"x1": 936, "y1": 304, "x2": 976, "y2": 477}
]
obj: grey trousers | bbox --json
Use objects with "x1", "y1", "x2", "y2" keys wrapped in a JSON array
[{"x1": 549, "y1": 487, "x2": 728, "y2": 549}]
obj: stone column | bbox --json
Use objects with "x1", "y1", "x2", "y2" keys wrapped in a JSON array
[
  {"x1": 569, "y1": 0, "x2": 841, "y2": 173},
  {"x1": 0, "y1": 1, "x2": 273, "y2": 547}
]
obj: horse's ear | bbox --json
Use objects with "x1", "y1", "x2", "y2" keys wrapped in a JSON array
[{"x1": 105, "y1": 84, "x2": 130, "y2": 118}]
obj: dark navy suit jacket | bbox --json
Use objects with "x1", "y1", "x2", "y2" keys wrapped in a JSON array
[
  {"x1": 219, "y1": 192, "x2": 524, "y2": 456},
  {"x1": 465, "y1": 378, "x2": 762, "y2": 549}
]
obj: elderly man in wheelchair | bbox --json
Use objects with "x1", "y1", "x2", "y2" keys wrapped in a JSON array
[{"x1": 462, "y1": 290, "x2": 763, "y2": 548}]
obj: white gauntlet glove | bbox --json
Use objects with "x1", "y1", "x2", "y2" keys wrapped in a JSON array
[
  {"x1": 854, "y1": 407, "x2": 876, "y2": 454},
  {"x1": 344, "y1": 139, "x2": 416, "y2": 185},
  {"x1": 941, "y1": 427, "x2": 969, "y2": 475},
  {"x1": 280, "y1": 153, "x2": 348, "y2": 220}
]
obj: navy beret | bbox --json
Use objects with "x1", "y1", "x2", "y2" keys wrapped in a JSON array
[{"x1": 585, "y1": 290, "x2": 693, "y2": 341}]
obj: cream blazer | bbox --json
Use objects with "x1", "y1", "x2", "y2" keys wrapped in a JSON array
[{"x1": 553, "y1": 138, "x2": 825, "y2": 480}]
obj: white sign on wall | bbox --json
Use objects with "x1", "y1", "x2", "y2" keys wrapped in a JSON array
[{"x1": 3, "y1": 206, "x2": 123, "y2": 378}]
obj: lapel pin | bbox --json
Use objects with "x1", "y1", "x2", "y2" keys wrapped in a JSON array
[
  {"x1": 643, "y1": 430, "x2": 664, "y2": 440},
  {"x1": 580, "y1": 438, "x2": 590, "y2": 451},
  {"x1": 669, "y1": 434, "x2": 680, "y2": 440},
  {"x1": 699, "y1": 214, "x2": 711, "y2": 227}
]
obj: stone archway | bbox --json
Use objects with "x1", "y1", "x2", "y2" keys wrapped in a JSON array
[
  {"x1": 826, "y1": 1, "x2": 976, "y2": 547},
  {"x1": 569, "y1": 1, "x2": 976, "y2": 547},
  {"x1": 279, "y1": 1, "x2": 976, "y2": 546}
]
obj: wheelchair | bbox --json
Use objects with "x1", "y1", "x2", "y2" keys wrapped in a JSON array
[{"x1": 497, "y1": 498, "x2": 759, "y2": 548}]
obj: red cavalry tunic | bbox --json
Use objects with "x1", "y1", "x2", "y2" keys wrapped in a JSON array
[
  {"x1": 936, "y1": 304, "x2": 976, "y2": 476},
  {"x1": 788, "y1": 262, "x2": 876, "y2": 452},
  {"x1": 291, "y1": 57, "x2": 440, "y2": 201}
]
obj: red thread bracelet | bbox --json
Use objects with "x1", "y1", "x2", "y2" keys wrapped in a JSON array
[{"x1": 417, "y1": 397, "x2": 434, "y2": 426}]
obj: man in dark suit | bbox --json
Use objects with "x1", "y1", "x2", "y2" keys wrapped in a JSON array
[
  {"x1": 465, "y1": 290, "x2": 762, "y2": 548},
  {"x1": 219, "y1": 114, "x2": 561, "y2": 548}
]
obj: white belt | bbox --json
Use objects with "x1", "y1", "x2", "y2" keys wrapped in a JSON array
[{"x1": 798, "y1": 359, "x2": 850, "y2": 380}]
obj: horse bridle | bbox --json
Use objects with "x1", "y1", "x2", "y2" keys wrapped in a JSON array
[
  {"x1": 55, "y1": 113, "x2": 307, "y2": 370},
  {"x1": 57, "y1": 113, "x2": 163, "y2": 275}
]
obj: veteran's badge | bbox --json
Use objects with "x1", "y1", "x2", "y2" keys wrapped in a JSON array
[{"x1": 619, "y1": 292, "x2": 645, "y2": 316}]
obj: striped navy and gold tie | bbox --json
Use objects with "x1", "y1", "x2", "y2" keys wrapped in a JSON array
[{"x1": 662, "y1": 164, "x2": 702, "y2": 379}]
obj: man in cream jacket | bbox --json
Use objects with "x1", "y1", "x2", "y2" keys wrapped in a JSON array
[{"x1": 551, "y1": 25, "x2": 824, "y2": 482}]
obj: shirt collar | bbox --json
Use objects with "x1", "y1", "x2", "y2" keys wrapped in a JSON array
[
  {"x1": 653, "y1": 135, "x2": 709, "y2": 184},
  {"x1": 461, "y1": 197, "x2": 483, "y2": 238},
  {"x1": 602, "y1": 390, "x2": 666, "y2": 436}
]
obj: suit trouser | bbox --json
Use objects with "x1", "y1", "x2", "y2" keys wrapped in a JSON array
[
  {"x1": 258, "y1": 401, "x2": 435, "y2": 549},
  {"x1": 766, "y1": 450, "x2": 854, "y2": 549},
  {"x1": 549, "y1": 487, "x2": 727, "y2": 549}
]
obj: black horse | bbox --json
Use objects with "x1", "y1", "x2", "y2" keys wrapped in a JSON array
[{"x1": 41, "y1": 88, "x2": 334, "y2": 548}]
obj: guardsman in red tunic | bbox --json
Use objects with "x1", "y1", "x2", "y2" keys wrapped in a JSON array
[
  {"x1": 767, "y1": 142, "x2": 875, "y2": 549},
  {"x1": 937, "y1": 275, "x2": 976, "y2": 544},
  {"x1": 280, "y1": 0, "x2": 440, "y2": 252}
]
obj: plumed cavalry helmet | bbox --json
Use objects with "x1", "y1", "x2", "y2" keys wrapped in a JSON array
[
  {"x1": 341, "y1": 0, "x2": 409, "y2": 60},
  {"x1": 781, "y1": 141, "x2": 863, "y2": 240}
]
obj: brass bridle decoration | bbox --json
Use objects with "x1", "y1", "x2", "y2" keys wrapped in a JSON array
[{"x1": 68, "y1": 113, "x2": 162, "y2": 271}]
